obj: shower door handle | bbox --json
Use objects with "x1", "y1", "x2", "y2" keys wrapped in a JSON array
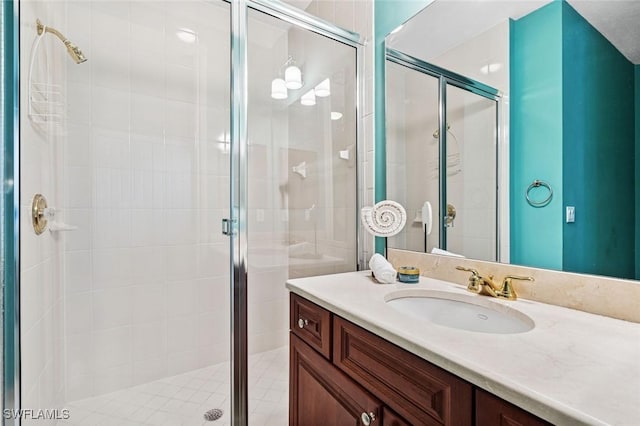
[{"x1": 221, "y1": 218, "x2": 237, "y2": 236}]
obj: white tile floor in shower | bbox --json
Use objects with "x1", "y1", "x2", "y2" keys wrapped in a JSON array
[{"x1": 58, "y1": 346, "x2": 289, "y2": 426}]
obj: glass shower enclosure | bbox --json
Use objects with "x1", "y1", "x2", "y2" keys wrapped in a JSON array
[
  {"x1": 4, "y1": 0, "x2": 362, "y2": 425},
  {"x1": 385, "y1": 48, "x2": 499, "y2": 262}
]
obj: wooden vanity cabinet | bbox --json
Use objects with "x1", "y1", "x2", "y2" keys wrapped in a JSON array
[{"x1": 290, "y1": 293, "x2": 550, "y2": 426}]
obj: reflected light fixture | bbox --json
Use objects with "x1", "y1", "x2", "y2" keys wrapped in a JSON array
[
  {"x1": 331, "y1": 111, "x2": 343, "y2": 120},
  {"x1": 217, "y1": 132, "x2": 230, "y2": 154},
  {"x1": 271, "y1": 78, "x2": 288, "y2": 99},
  {"x1": 285, "y1": 64, "x2": 303, "y2": 89},
  {"x1": 315, "y1": 78, "x2": 331, "y2": 97},
  {"x1": 301, "y1": 90, "x2": 316, "y2": 106},
  {"x1": 480, "y1": 63, "x2": 503, "y2": 75},
  {"x1": 176, "y1": 28, "x2": 197, "y2": 44}
]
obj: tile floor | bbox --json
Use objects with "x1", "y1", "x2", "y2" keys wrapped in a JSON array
[{"x1": 58, "y1": 346, "x2": 289, "y2": 426}]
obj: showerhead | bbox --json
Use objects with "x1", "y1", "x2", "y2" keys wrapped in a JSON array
[
  {"x1": 36, "y1": 19, "x2": 87, "y2": 64},
  {"x1": 64, "y1": 41, "x2": 87, "y2": 64}
]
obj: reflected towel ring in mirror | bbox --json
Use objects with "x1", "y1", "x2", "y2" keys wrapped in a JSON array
[{"x1": 526, "y1": 180, "x2": 553, "y2": 207}]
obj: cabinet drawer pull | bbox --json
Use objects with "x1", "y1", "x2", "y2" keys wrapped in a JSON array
[
  {"x1": 361, "y1": 412, "x2": 376, "y2": 425},
  {"x1": 297, "y1": 318, "x2": 309, "y2": 329}
]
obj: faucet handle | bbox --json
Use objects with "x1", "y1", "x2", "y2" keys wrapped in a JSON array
[
  {"x1": 456, "y1": 266, "x2": 479, "y2": 276},
  {"x1": 498, "y1": 275, "x2": 535, "y2": 300},
  {"x1": 456, "y1": 266, "x2": 483, "y2": 293}
]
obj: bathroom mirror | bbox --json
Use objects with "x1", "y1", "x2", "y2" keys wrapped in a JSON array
[{"x1": 384, "y1": 0, "x2": 640, "y2": 280}]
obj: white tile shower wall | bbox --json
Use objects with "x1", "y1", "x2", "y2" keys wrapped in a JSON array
[
  {"x1": 20, "y1": 1, "x2": 67, "y2": 423},
  {"x1": 62, "y1": 1, "x2": 233, "y2": 401}
]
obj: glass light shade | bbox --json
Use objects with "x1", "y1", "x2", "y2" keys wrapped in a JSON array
[
  {"x1": 315, "y1": 78, "x2": 331, "y2": 97},
  {"x1": 285, "y1": 65, "x2": 303, "y2": 89},
  {"x1": 330, "y1": 111, "x2": 343, "y2": 120},
  {"x1": 300, "y1": 90, "x2": 316, "y2": 106},
  {"x1": 271, "y1": 78, "x2": 288, "y2": 99}
]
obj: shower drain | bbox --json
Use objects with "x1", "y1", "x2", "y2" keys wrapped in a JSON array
[{"x1": 204, "y1": 408, "x2": 224, "y2": 422}]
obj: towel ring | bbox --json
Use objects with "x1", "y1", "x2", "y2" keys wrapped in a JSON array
[{"x1": 526, "y1": 180, "x2": 553, "y2": 207}]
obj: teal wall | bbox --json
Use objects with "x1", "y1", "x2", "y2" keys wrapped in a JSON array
[
  {"x1": 561, "y1": 2, "x2": 635, "y2": 278},
  {"x1": 636, "y1": 65, "x2": 640, "y2": 278},
  {"x1": 510, "y1": 2, "x2": 564, "y2": 270},
  {"x1": 374, "y1": 0, "x2": 432, "y2": 253},
  {"x1": 512, "y1": 1, "x2": 636, "y2": 277}
]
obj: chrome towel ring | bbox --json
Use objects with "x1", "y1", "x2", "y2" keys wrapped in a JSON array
[{"x1": 526, "y1": 180, "x2": 553, "y2": 207}]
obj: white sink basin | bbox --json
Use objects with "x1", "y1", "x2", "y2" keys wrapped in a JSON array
[{"x1": 385, "y1": 289, "x2": 535, "y2": 334}]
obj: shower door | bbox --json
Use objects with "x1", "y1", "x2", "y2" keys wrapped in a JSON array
[{"x1": 239, "y1": 5, "x2": 360, "y2": 424}]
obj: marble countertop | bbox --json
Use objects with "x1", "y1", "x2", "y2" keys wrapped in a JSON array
[{"x1": 286, "y1": 271, "x2": 640, "y2": 426}]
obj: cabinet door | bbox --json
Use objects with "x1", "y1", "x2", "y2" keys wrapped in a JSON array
[
  {"x1": 290, "y1": 333, "x2": 382, "y2": 426},
  {"x1": 333, "y1": 316, "x2": 472, "y2": 425},
  {"x1": 476, "y1": 389, "x2": 552, "y2": 426},
  {"x1": 382, "y1": 407, "x2": 411, "y2": 426}
]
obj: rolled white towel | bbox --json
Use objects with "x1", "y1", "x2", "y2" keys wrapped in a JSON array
[{"x1": 369, "y1": 253, "x2": 397, "y2": 284}]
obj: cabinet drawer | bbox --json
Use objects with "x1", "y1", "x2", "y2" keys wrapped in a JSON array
[
  {"x1": 290, "y1": 293, "x2": 332, "y2": 360},
  {"x1": 333, "y1": 316, "x2": 473, "y2": 426},
  {"x1": 475, "y1": 389, "x2": 551, "y2": 426}
]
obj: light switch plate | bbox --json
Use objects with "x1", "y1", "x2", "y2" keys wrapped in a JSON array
[{"x1": 566, "y1": 206, "x2": 575, "y2": 223}]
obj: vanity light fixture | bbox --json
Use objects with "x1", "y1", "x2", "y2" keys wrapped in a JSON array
[
  {"x1": 315, "y1": 78, "x2": 331, "y2": 97},
  {"x1": 271, "y1": 78, "x2": 288, "y2": 99},
  {"x1": 330, "y1": 111, "x2": 342, "y2": 120},
  {"x1": 301, "y1": 89, "x2": 316, "y2": 106},
  {"x1": 176, "y1": 28, "x2": 197, "y2": 44}
]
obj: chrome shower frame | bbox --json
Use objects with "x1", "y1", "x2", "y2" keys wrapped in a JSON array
[{"x1": 1, "y1": 0, "x2": 21, "y2": 425}]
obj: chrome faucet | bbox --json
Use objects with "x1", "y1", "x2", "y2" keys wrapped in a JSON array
[{"x1": 456, "y1": 266, "x2": 534, "y2": 300}]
